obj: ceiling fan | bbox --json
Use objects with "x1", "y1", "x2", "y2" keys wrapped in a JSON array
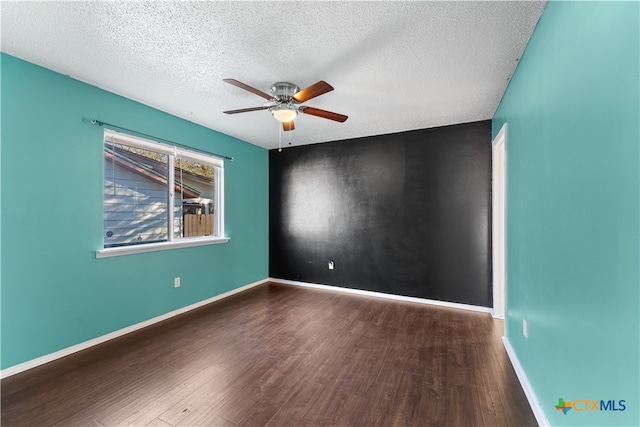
[{"x1": 223, "y1": 79, "x2": 348, "y2": 131}]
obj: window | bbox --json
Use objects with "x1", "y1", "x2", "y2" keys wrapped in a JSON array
[{"x1": 97, "y1": 129, "x2": 227, "y2": 258}]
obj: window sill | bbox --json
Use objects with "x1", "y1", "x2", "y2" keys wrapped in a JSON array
[{"x1": 96, "y1": 236, "x2": 230, "y2": 259}]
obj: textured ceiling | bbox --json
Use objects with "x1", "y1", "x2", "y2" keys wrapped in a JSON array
[{"x1": 1, "y1": 1, "x2": 545, "y2": 150}]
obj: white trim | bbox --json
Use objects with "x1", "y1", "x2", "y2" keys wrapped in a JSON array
[
  {"x1": 0, "y1": 278, "x2": 268, "y2": 379},
  {"x1": 215, "y1": 167, "x2": 225, "y2": 236},
  {"x1": 491, "y1": 123, "x2": 507, "y2": 147},
  {"x1": 104, "y1": 129, "x2": 224, "y2": 168},
  {"x1": 502, "y1": 336, "x2": 549, "y2": 427},
  {"x1": 96, "y1": 236, "x2": 230, "y2": 258},
  {"x1": 168, "y1": 154, "x2": 175, "y2": 242},
  {"x1": 492, "y1": 123, "x2": 507, "y2": 319},
  {"x1": 270, "y1": 278, "x2": 492, "y2": 314}
]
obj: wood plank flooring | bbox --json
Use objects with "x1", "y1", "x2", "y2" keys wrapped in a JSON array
[{"x1": 1, "y1": 282, "x2": 537, "y2": 426}]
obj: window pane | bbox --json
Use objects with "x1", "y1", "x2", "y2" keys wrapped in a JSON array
[
  {"x1": 175, "y1": 157, "x2": 215, "y2": 238},
  {"x1": 104, "y1": 141, "x2": 169, "y2": 247}
]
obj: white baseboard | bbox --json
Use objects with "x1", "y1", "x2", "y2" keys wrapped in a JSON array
[
  {"x1": 270, "y1": 278, "x2": 492, "y2": 314},
  {"x1": 0, "y1": 278, "x2": 269, "y2": 379},
  {"x1": 502, "y1": 336, "x2": 550, "y2": 427},
  {"x1": 491, "y1": 309, "x2": 505, "y2": 319}
]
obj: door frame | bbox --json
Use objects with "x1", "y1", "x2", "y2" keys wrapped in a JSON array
[{"x1": 492, "y1": 124, "x2": 507, "y2": 319}]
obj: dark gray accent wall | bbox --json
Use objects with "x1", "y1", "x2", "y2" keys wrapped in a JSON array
[{"x1": 269, "y1": 120, "x2": 492, "y2": 307}]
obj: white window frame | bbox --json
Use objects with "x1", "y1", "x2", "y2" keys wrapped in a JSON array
[{"x1": 97, "y1": 129, "x2": 229, "y2": 258}]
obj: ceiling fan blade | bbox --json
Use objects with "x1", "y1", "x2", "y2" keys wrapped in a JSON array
[
  {"x1": 292, "y1": 81, "x2": 334, "y2": 103},
  {"x1": 223, "y1": 79, "x2": 275, "y2": 101},
  {"x1": 283, "y1": 121, "x2": 295, "y2": 131},
  {"x1": 223, "y1": 106, "x2": 269, "y2": 114},
  {"x1": 300, "y1": 106, "x2": 348, "y2": 123}
]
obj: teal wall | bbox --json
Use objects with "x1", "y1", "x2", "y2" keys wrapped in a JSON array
[
  {"x1": 493, "y1": 2, "x2": 639, "y2": 426},
  {"x1": 0, "y1": 54, "x2": 269, "y2": 370}
]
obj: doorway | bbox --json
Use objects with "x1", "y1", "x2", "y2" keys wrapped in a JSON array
[{"x1": 492, "y1": 124, "x2": 507, "y2": 319}]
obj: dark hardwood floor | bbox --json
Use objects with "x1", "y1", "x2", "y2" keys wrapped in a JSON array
[{"x1": 1, "y1": 282, "x2": 537, "y2": 427}]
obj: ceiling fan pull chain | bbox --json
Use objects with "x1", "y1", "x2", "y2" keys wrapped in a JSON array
[{"x1": 278, "y1": 123, "x2": 282, "y2": 152}]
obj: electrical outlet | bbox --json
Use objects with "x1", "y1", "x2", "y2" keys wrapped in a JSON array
[
  {"x1": 174, "y1": 277, "x2": 181, "y2": 288},
  {"x1": 523, "y1": 318, "x2": 528, "y2": 338},
  {"x1": 328, "y1": 261, "x2": 335, "y2": 270}
]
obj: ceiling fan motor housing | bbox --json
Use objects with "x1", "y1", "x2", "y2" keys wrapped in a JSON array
[{"x1": 271, "y1": 82, "x2": 300, "y2": 102}]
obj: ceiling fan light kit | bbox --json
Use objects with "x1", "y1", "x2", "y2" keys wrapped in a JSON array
[
  {"x1": 270, "y1": 104, "x2": 298, "y2": 123},
  {"x1": 223, "y1": 78, "x2": 348, "y2": 134}
]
